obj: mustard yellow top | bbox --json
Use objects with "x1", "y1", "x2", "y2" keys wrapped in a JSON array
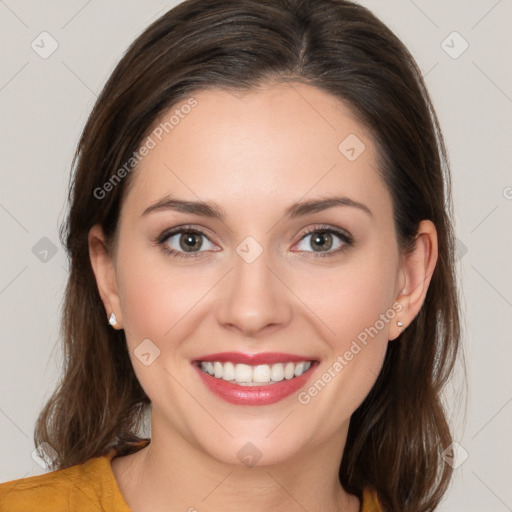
[{"x1": 0, "y1": 440, "x2": 382, "y2": 511}]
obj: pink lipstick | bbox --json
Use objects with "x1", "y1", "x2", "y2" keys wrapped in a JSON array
[{"x1": 192, "y1": 352, "x2": 318, "y2": 406}]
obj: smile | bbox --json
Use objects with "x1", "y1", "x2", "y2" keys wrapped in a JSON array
[
  {"x1": 192, "y1": 352, "x2": 318, "y2": 405},
  {"x1": 199, "y1": 360, "x2": 313, "y2": 385}
]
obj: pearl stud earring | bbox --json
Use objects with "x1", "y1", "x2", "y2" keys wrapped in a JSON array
[
  {"x1": 108, "y1": 312, "x2": 118, "y2": 327},
  {"x1": 397, "y1": 320, "x2": 403, "y2": 327}
]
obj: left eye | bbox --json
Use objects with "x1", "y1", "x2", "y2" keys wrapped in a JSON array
[
  {"x1": 294, "y1": 229, "x2": 349, "y2": 253},
  {"x1": 157, "y1": 226, "x2": 352, "y2": 259},
  {"x1": 163, "y1": 230, "x2": 217, "y2": 253}
]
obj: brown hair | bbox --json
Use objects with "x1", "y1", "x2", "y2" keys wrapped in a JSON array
[{"x1": 34, "y1": 0, "x2": 462, "y2": 510}]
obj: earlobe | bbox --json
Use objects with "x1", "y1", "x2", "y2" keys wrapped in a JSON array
[
  {"x1": 389, "y1": 220, "x2": 438, "y2": 340},
  {"x1": 88, "y1": 224, "x2": 123, "y2": 329}
]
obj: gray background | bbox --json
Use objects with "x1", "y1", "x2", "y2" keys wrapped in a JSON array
[{"x1": 1, "y1": 1, "x2": 511, "y2": 510}]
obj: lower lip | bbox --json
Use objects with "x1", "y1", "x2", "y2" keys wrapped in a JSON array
[{"x1": 193, "y1": 363, "x2": 317, "y2": 406}]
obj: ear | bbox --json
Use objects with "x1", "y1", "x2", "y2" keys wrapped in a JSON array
[
  {"x1": 389, "y1": 220, "x2": 438, "y2": 341},
  {"x1": 88, "y1": 224, "x2": 123, "y2": 329}
]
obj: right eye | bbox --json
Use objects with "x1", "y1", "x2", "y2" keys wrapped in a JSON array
[{"x1": 158, "y1": 226, "x2": 219, "y2": 259}]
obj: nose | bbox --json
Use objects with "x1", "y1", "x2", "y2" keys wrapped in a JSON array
[{"x1": 215, "y1": 247, "x2": 293, "y2": 338}]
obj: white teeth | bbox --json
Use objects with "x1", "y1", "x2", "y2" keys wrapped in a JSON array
[
  {"x1": 270, "y1": 363, "x2": 284, "y2": 382},
  {"x1": 235, "y1": 363, "x2": 253, "y2": 383},
  {"x1": 284, "y1": 362, "x2": 295, "y2": 380},
  {"x1": 199, "y1": 360, "x2": 313, "y2": 384},
  {"x1": 222, "y1": 362, "x2": 235, "y2": 381},
  {"x1": 253, "y1": 364, "x2": 271, "y2": 383},
  {"x1": 294, "y1": 362, "x2": 305, "y2": 377},
  {"x1": 214, "y1": 362, "x2": 223, "y2": 378}
]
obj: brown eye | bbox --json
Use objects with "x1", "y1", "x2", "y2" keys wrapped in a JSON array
[
  {"x1": 294, "y1": 227, "x2": 352, "y2": 255},
  {"x1": 310, "y1": 231, "x2": 333, "y2": 251},
  {"x1": 161, "y1": 228, "x2": 217, "y2": 255},
  {"x1": 178, "y1": 232, "x2": 203, "y2": 252}
]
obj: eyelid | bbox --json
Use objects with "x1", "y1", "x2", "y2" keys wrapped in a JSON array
[
  {"x1": 291, "y1": 223, "x2": 353, "y2": 254},
  {"x1": 296, "y1": 224, "x2": 353, "y2": 243},
  {"x1": 156, "y1": 223, "x2": 354, "y2": 258},
  {"x1": 157, "y1": 224, "x2": 219, "y2": 257},
  {"x1": 157, "y1": 224, "x2": 214, "y2": 244}
]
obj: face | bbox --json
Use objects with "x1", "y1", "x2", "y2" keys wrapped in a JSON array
[{"x1": 93, "y1": 83, "x2": 410, "y2": 467}]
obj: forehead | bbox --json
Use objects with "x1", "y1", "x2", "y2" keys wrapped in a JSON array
[{"x1": 122, "y1": 83, "x2": 390, "y2": 222}]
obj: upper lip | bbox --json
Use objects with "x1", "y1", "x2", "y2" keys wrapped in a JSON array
[{"x1": 193, "y1": 352, "x2": 317, "y2": 365}]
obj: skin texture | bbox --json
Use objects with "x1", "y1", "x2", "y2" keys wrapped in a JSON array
[{"x1": 89, "y1": 82, "x2": 438, "y2": 512}]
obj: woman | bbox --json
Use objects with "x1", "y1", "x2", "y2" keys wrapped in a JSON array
[{"x1": 0, "y1": 0, "x2": 461, "y2": 510}]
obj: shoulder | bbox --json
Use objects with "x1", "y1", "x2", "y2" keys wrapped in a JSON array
[
  {"x1": 0, "y1": 448, "x2": 128, "y2": 512},
  {"x1": 361, "y1": 486, "x2": 383, "y2": 512}
]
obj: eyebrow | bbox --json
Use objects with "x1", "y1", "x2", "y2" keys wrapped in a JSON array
[{"x1": 141, "y1": 195, "x2": 373, "y2": 220}]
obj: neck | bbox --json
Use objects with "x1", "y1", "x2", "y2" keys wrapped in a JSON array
[{"x1": 112, "y1": 412, "x2": 359, "y2": 512}]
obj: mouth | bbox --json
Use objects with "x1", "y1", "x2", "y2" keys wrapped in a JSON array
[
  {"x1": 196, "y1": 360, "x2": 313, "y2": 385},
  {"x1": 192, "y1": 352, "x2": 319, "y2": 405}
]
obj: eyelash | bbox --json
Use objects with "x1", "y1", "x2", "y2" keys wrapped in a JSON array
[{"x1": 155, "y1": 224, "x2": 354, "y2": 260}]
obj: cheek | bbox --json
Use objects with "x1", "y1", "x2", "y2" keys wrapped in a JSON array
[
  {"x1": 114, "y1": 246, "x2": 202, "y2": 407},
  {"x1": 122, "y1": 277, "x2": 179, "y2": 339},
  {"x1": 292, "y1": 246, "x2": 398, "y2": 418},
  {"x1": 297, "y1": 247, "x2": 398, "y2": 350},
  {"x1": 114, "y1": 237, "x2": 201, "y2": 346}
]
